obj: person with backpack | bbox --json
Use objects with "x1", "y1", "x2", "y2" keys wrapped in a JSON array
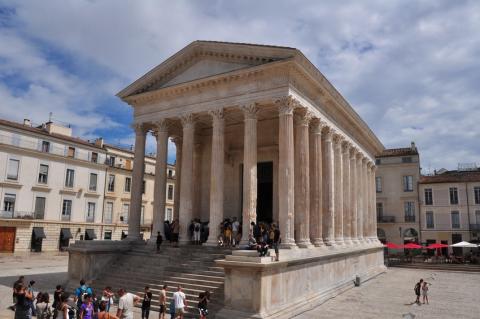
[
  {"x1": 414, "y1": 279, "x2": 423, "y2": 304},
  {"x1": 74, "y1": 279, "x2": 93, "y2": 318}
]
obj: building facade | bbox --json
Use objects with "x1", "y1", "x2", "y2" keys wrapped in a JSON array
[
  {"x1": 0, "y1": 118, "x2": 175, "y2": 253},
  {"x1": 375, "y1": 143, "x2": 420, "y2": 246},
  {"x1": 419, "y1": 169, "x2": 480, "y2": 255}
]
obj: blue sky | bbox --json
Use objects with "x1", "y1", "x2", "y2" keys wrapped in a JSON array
[{"x1": 0, "y1": 0, "x2": 479, "y2": 169}]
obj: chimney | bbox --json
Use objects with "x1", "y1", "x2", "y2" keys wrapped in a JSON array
[
  {"x1": 23, "y1": 119, "x2": 31, "y2": 127},
  {"x1": 94, "y1": 137, "x2": 104, "y2": 148}
]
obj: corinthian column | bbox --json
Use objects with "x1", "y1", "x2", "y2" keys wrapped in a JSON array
[
  {"x1": 172, "y1": 136, "x2": 182, "y2": 221},
  {"x1": 205, "y1": 109, "x2": 225, "y2": 246},
  {"x1": 276, "y1": 96, "x2": 297, "y2": 248},
  {"x1": 350, "y1": 148, "x2": 359, "y2": 244},
  {"x1": 356, "y1": 154, "x2": 364, "y2": 243},
  {"x1": 240, "y1": 103, "x2": 258, "y2": 245},
  {"x1": 294, "y1": 108, "x2": 313, "y2": 248},
  {"x1": 309, "y1": 118, "x2": 324, "y2": 247},
  {"x1": 342, "y1": 142, "x2": 352, "y2": 245},
  {"x1": 151, "y1": 120, "x2": 169, "y2": 241},
  {"x1": 367, "y1": 161, "x2": 375, "y2": 244},
  {"x1": 128, "y1": 123, "x2": 148, "y2": 240},
  {"x1": 179, "y1": 113, "x2": 195, "y2": 244},
  {"x1": 372, "y1": 165, "x2": 380, "y2": 244},
  {"x1": 333, "y1": 133, "x2": 344, "y2": 246},
  {"x1": 361, "y1": 157, "x2": 369, "y2": 244},
  {"x1": 322, "y1": 127, "x2": 335, "y2": 246}
]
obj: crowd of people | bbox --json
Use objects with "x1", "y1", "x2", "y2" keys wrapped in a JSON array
[{"x1": 10, "y1": 277, "x2": 210, "y2": 319}]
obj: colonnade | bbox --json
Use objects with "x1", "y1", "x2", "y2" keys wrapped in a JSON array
[{"x1": 127, "y1": 95, "x2": 379, "y2": 248}]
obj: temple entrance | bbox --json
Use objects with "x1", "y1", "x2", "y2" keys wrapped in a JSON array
[{"x1": 240, "y1": 162, "x2": 273, "y2": 224}]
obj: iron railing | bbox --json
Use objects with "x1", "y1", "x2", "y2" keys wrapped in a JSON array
[
  {"x1": 377, "y1": 216, "x2": 396, "y2": 223},
  {"x1": 0, "y1": 210, "x2": 44, "y2": 219}
]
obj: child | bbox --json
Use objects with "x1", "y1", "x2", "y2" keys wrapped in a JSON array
[{"x1": 422, "y1": 281, "x2": 429, "y2": 304}]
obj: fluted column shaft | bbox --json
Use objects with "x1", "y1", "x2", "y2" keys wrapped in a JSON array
[
  {"x1": 128, "y1": 123, "x2": 147, "y2": 240},
  {"x1": 350, "y1": 150, "x2": 358, "y2": 243},
  {"x1": 372, "y1": 165, "x2": 379, "y2": 243},
  {"x1": 333, "y1": 135, "x2": 344, "y2": 245},
  {"x1": 151, "y1": 120, "x2": 169, "y2": 240},
  {"x1": 294, "y1": 109, "x2": 312, "y2": 248},
  {"x1": 172, "y1": 137, "x2": 182, "y2": 221},
  {"x1": 206, "y1": 109, "x2": 225, "y2": 246},
  {"x1": 277, "y1": 97, "x2": 296, "y2": 248},
  {"x1": 356, "y1": 155, "x2": 364, "y2": 242},
  {"x1": 323, "y1": 128, "x2": 335, "y2": 246},
  {"x1": 179, "y1": 114, "x2": 195, "y2": 244},
  {"x1": 342, "y1": 143, "x2": 352, "y2": 245},
  {"x1": 367, "y1": 162, "x2": 375, "y2": 242},
  {"x1": 309, "y1": 119, "x2": 324, "y2": 246},
  {"x1": 240, "y1": 104, "x2": 258, "y2": 244},
  {"x1": 362, "y1": 158, "x2": 369, "y2": 243}
]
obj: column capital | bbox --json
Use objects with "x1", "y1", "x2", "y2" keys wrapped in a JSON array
[
  {"x1": 323, "y1": 126, "x2": 334, "y2": 140},
  {"x1": 241, "y1": 103, "x2": 259, "y2": 120},
  {"x1": 180, "y1": 113, "x2": 196, "y2": 128},
  {"x1": 171, "y1": 135, "x2": 183, "y2": 147},
  {"x1": 209, "y1": 108, "x2": 225, "y2": 121},
  {"x1": 362, "y1": 156, "x2": 368, "y2": 164},
  {"x1": 275, "y1": 95, "x2": 298, "y2": 115},
  {"x1": 350, "y1": 147, "x2": 359, "y2": 159},
  {"x1": 332, "y1": 132, "x2": 344, "y2": 146},
  {"x1": 310, "y1": 118, "x2": 326, "y2": 134},
  {"x1": 131, "y1": 122, "x2": 148, "y2": 136},
  {"x1": 341, "y1": 141, "x2": 351, "y2": 155},
  {"x1": 294, "y1": 108, "x2": 313, "y2": 126},
  {"x1": 367, "y1": 161, "x2": 375, "y2": 169},
  {"x1": 152, "y1": 119, "x2": 169, "y2": 134}
]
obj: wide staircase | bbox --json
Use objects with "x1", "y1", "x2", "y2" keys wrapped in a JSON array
[
  {"x1": 89, "y1": 244, "x2": 231, "y2": 317},
  {"x1": 390, "y1": 262, "x2": 480, "y2": 273}
]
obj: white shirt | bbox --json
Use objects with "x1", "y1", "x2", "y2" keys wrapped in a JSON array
[
  {"x1": 232, "y1": 221, "x2": 239, "y2": 232},
  {"x1": 118, "y1": 293, "x2": 136, "y2": 319},
  {"x1": 173, "y1": 291, "x2": 186, "y2": 309}
]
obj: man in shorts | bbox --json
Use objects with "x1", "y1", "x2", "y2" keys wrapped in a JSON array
[
  {"x1": 173, "y1": 286, "x2": 187, "y2": 319},
  {"x1": 414, "y1": 279, "x2": 423, "y2": 304},
  {"x1": 158, "y1": 285, "x2": 167, "y2": 319}
]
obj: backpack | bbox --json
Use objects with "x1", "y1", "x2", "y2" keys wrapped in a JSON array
[{"x1": 39, "y1": 303, "x2": 52, "y2": 319}]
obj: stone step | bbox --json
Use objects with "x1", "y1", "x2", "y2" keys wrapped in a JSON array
[{"x1": 390, "y1": 263, "x2": 480, "y2": 272}]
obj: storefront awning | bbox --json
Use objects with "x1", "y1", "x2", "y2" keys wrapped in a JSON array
[
  {"x1": 60, "y1": 228, "x2": 73, "y2": 240},
  {"x1": 85, "y1": 229, "x2": 97, "y2": 240},
  {"x1": 32, "y1": 227, "x2": 46, "y2": 239}
]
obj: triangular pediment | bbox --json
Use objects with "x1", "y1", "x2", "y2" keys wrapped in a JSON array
[{"x1": 117, "y1": 41, "x2": 298, "y2": 98}]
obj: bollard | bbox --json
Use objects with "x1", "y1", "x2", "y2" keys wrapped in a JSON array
[{"x1": 354, "y1": 275, "x2": 361, "y2": 287}]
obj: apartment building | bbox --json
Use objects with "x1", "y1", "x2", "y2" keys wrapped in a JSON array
[
  {"x1": 419, "y1": 168, "x2": 480, "y2": 255},
  {"x1": 0, "y1": 118, "x2": 175, "y2": 253},
  {"x1": 375, "y1": 142, "x2": 420, "y2": 246}
]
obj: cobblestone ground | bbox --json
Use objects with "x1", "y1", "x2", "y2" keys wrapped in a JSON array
[{"x1": 1, "y1": 254, "x2": 479, "y2": 319}]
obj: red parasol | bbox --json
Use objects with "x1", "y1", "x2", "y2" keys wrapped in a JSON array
[
  {"x1": 384, "y1": 242, "x2": 403, "y2": 249},
  {"x1": 404, "y1": 243, "x2": 423, "y2": 249},
  {"x1": 426, "y1": 243, "x2": 449, "y2": 249}
]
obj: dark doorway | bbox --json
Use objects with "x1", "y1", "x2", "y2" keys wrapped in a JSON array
[
  {"x1": 441, "y1": 240, "x2": 448, "y2": 256},
  {"x1": 240, "y1": 162, "x2": 274, "y2": 224},
  {"x1": 452, "y1": 234, "x2": 462, "y2": 256},
  {"x1": 59, "y1": 228, "x2": 72, "y2": 251},
  {"x1": 31, "y1": 227, "x2": 46, "y2": 252}
]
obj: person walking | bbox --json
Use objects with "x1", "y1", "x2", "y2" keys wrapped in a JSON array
[
  {"x1": 116, "y1": 288, "x2": 141, "y2": 319},
  {"x1": 74, "y1": 279, "x2": 93, "y2": 318},
  {"x1": 414, "y1": 279, "x2": 423, "y2": 304},
  {"x1": 141, "y1": 286, "x2": 152, "y2": 319},
  {"x1": 156, "y1": 232, "x2": 163, "y2": 253},
  {"x1": 272, "y1": 224, "x2": 281, "y2": 261},
  {"x1": 10, "y1": 275, "x2": 25, "y2": 311},
  {"x1": 27, "y1": 280, "x2": 37, "y2": 316},
  {"x1": 198, "y1": 291, "x2": 210, "y2": 319},
  {"x1": 158, "y1": 285, "x2": 167, "y2": 319},
  {"x1": 422, "y1": 281, "x2": 430, "y2": 304},
  {"x1": 173, "y1": 286, "x2": 187, "y2": 319},
  {"x1": 14, "y1": 282, "x2": 33, "y2": 319}
]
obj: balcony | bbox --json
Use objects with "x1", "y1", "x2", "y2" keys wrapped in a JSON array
[
  {"x1": 404, "y1": 216, "x2": 416, "y2": 223},
  {"x1": 377, "y1": 216, "x2": 396, "y2": 223},
  {"x1": 86, "y1": 216, "x2": 95, "y2": 223},
  {"x1": 0, "y1": 210, "x2": 44, "y2": 219},
  {"x1": 470, "y1": 224, "x2": 480, "y2": 231},
  {"x1": 61, "y1": 214, "x2": 71, "y2": 221}
]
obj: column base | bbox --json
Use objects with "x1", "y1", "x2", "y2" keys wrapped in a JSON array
[
  {"x1": 279, "y1": 240, "x2": 298, "y2": 249},
  {"x1": 311, "y1": 238, "x2": 325, "y2": 247},
  {"x1": 324, "y1": 238, "x2": 336, "y2": 247},
  {"x1": 296, "y1": 240, "x2": 314, "y2": 248},
  {"x1": 335, "y1": 238, "x2": 345, "y2": 246}
]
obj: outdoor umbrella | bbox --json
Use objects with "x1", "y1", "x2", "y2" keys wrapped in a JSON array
[
  {"x1": 426, "y1": 243, "x2": 449, "y2": 249},
  {"x1": 450, "y1": 241, "x2": 478, "y2": 248},
  {"x1": 403, "y1": 243, "x2": 423, "y2": 249},
  {"x1": 384, "y1": 242, "x2": 403, "y2": 249}
]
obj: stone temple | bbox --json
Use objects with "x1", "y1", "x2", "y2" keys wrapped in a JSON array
[{"x1": 69, "y1": 41, "x2": 385, "y2": 318}]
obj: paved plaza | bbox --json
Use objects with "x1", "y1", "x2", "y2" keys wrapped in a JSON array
[{"x1": 1, "y1": 253, "x2": 479, "y2": 318}]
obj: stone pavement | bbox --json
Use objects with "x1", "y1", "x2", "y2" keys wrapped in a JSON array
[{"x1": 1, "y1": 253, "x2": 479, "y2": 319}]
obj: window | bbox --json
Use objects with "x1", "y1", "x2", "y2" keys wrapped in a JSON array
[
  {"x1": 404, "y1": 201, "x2": 415, "y2": 222},
  {"x1": 167, "y1": 185, "x2": 174, "y2": 200},
  {"x1": 62, "y1": 200, "x2": 72, "y2": 221},
  {"x1": 3, "y1": 194, "x2": 16, "y2": 212},
  {"x1": 166, "y1": 208, "x2": 173, "y2": 222},
  {"x1": 91, "y1": 152, "x2": 98, "y2": 163},
  {"x1": 124, "y1": 177, "x2": 131, "y2": 192},
  {"x1": 108, "y1": 156, "x2": 116, "y2": 167},
  {"x1": 168, "y1": 169, "x2": 173, "y2": 178},
  {"x1": 451, "y1": 211, "x2": 460, "y2": 229},
  {"x1": 41, "y1": 141, "x2": 50, "y2": 153},
  {"x1": 121, "y1": 204, "x2": 129, "y2": 223},
  {"x1": 402, "y1": 157, "x2": 412, "y2": 163},
  {"x1": 426, "y1": 211, "x2": 434, "y2": 229},
  {"x1": 86, "y1": 202, "x2": 95, "y2": 222},
  {"x1": 65, "y1": 169, "x2": 75, "y2": 188},
  {"x1": 104, "y1": 202, "x2": 113, "y2": 224},
  {"x1": 89, "y1": 173, "x2": 97, "y2": 192},
  {"x1": 34, "y1": 197, "x2": 46, "y2": 219},
  {"x1": 424, "y1": 188, "x2": 433, "y2": 205},
  {"x1": 449, "y1": 187, "x2": 458, "y2": 205},
  {"x1": 375, "y1": 159, "x2": 381, "y2": 165},
  {"x1": 7, "y1": 159, "x2": 20, "y2": 180},
  {"x1": 376, "y1": 202, "x2": 383, "y2": 218},
  {"x1": 67, "y1": 146, "x2": 75, "y2": 158},
  {"x1": 403, "y1": 175, "x2": 413, "y2": 192},
  {"x1": 142, "y1": 180, "x2": 146, "y2": 194},
  {"x1": 104, "y1": 231, "x2": 112, "y2": 240},
  {"x1": 474, "y1": 187, "x2": 480, "y2": 205},
  {"x1": 476, "y1": 210, "x2": 480, "y2": 224},
  {"x1": 38, "y1": 164, "x2": 49, "y2": 184},
  {"x1": 140, "y1": 205, "x2": 145, "y2": 225},
  {"x1": 108, "y1": 175, "x2": 115, "y2": 192},
  {"x1": 375, "y1": 177, "x2": 382, "y2": 193}
]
